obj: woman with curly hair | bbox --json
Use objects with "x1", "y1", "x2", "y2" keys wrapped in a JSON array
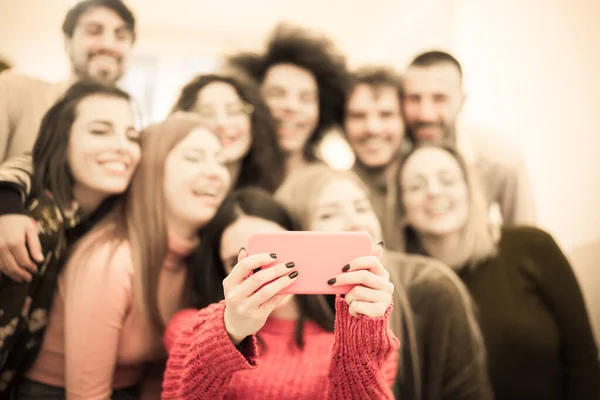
[
  {"x1": 225, "y1": 23, "x2": 348, "y2": 177},
  {"x1": 172, "y1": 71, "x2": 285, "y2": 193}
]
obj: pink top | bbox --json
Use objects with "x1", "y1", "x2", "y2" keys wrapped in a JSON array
[
  {"x1": 26, "y1": 230, "x2": 198, "y2": 400},
  {"x1": 161, "y1": 297, "x2": 400, "y2": 399}
]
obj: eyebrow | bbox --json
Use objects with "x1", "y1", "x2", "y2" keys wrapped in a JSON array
[{"x1": 87, "y1": 120, "x2": 114, "y2": 128}]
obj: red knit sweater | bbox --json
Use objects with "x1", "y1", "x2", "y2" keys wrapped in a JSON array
[{"x1": 161, "y1": 297, "x2": 399, "y2": 399}]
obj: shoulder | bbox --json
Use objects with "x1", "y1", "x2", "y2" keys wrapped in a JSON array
[
  {"x1": 499, "y1": 226, "x2": 558, "y2": 252},
  {"x1": 385, "y1": 251, "x2": 471, "y2": 307},
  {"x1": 462, "y1": 125, "x2": 525, "y2": 168},
  {"x1": 0, "y1": 70, "x2": 54, "y2": 91},
  {"x1": 67, "y1": 226, "x2": 134, "y2": 279}
]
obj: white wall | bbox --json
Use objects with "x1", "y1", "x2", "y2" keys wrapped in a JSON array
[{"x1": 451, "y1": 0, "x2": 600, "y2": 340}]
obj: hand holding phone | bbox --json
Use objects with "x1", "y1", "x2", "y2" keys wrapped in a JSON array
[
  {"x1": 326, "y1": 243, "x2": 394, "y2": 318},
  {"x1": 222, "y1": 250, "x2": 298, "y2": 345},
  {"x1": 247, "y1": 231, "x2": 373, "y2": 295}
]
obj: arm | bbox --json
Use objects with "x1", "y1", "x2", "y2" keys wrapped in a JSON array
[
  {"x1": 161, "y1": 303, "x2": 258, "y2": 400},
  {"x1": 530, "y1": 229, "x2": 600, "y2": 399},
  {"x1": 327, "y1": 297, "x2": 399, "y2": 400},
  {"x1": 0, "y1": 153, "x2": 34, "y2": 208},
  {"x1": 0, "y1": 71, "x2": 14, "y2": 163},
  {"x1": 63, "y1": 241, "x2": 132, "y2": 400},
  {"x1": 0, "y1": 155, "x2": 42, "y2": 281},
  {"x1": 411, "y1": 264, "x2": 493, "y2": 400}
]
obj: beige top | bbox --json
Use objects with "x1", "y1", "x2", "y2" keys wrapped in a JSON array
[
  {"x1": 354, "y1": 125, "x2": 537, "y2": 253},
  {"x1": 0, "y1": 71, "x2": 67, "y2": 162}
]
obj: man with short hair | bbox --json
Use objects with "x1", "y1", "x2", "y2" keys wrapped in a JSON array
[
  {"x1": 0, "y1": 0, "x2": 136, "y2": 162},
  {"x1": 403, "y1": 50, "x2": 536, "y2": 225},
  {"x1": 344, "y1": 66, "x2": 406, "y2": 250}
]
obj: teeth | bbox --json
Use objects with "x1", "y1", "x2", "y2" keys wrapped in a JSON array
[
  {"x1": 192, "y1": 187, "x2": 219, "y2": 197},
  {"x1": 428, "y1": 202, "x2": 451, "y2": 214},
  {"x1": 101, "y1": 161, "x2": 127, "y2": 173}
]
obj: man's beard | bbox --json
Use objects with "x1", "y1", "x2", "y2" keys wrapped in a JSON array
[
  {"x1": 406, "y1": 121, "x2": 456, "y2": 147},
  {"x1": 72, "y1": 52, "x2": 124, "y2": 85}
]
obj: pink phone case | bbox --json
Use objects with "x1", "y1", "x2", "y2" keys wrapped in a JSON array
[{"x1": 247, "y1": 231, "x2": 372, "y2": 295}]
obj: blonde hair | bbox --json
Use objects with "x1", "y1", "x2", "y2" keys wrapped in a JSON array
[
  {"x1": 274, "y1": 163, "x2": 370, "y2": 229},
  {"x1": 68, "y1": 113, "x2": 214, "y2": 332},
  {"x1": 275, "y1": 163, "x2": 403, "y2": 340},
  {"x1": 397, "y1": 145, "x2": 498, "y2": 270}
]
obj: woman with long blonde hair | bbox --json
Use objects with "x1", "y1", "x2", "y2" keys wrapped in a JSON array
[{"x1": 398, "y1": 144, "x2": 599, "y2": 399}]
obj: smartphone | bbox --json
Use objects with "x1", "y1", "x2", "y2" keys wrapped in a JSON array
[{"x1": 247, "y1": 231, "x2": 372, "y2": 295}]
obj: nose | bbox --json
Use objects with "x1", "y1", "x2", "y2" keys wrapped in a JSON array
[
  {"x1": 99, "y1": 30, "x2": 119, "y2": 52},
  {"x1": 417, "y1": 99, "x2": 436, "y2": 122},
  {"x1": 279, "y1": 93, "x2": 301, "y2": 113},
  {"x1": 343, "y1": 210, "x2": 362, "y2": 232},
  {"x1": 365, "y1": 115, "x2": 383, "y2": 135},
  {"x1": 213, "y1": 110, "x2": 232, "y2": 129},
  {"x1": 426, "y1": 179, "x2": 443, "y2": 196}
]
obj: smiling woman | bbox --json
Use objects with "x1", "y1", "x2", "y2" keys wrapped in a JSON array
[
  {"x1": 6, "y1": 113, "x2": 231, "y2": 399},
  {"x1": 172, "y1": 71, "x2": 285, "y2": 192},
  {"x1": 0, "y1": 80, "x2": 140, "y2": 395}
]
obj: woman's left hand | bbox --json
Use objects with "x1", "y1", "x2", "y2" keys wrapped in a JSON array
[{"x1": 328, "y1": 243, "x2": 394, "y2": 318}]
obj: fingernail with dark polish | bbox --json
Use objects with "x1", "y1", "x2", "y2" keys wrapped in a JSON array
[
  {"x1": 377, "y1": 241, "x2": 384, "y2": 247},
  {"x1": 342, "y1": 264, "x2": 350, "y2": 272},
  {"x1": 327, "y1": 277, "x2": 336, "y2": 285},
  {"x1": 285, "y1": 262, "x2": 295, "y2": 268},
  {"x1": 289, "y1": 271, "x2": 299, "y2": 279},
  {"x1": 252, "y1": 267, "x2": 261, "y2": 274},
  {"x1": 270, "y1": 253, "x2": 277, "y2": 259}
]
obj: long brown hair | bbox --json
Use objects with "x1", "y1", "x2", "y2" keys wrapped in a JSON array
[
  {"x1": 69, "y1": 113, "x2": 214, "y2": 332},
  {"x1": 171, "y1": 72, "x2": 285, "y2": 192},
  {"x1": 32, "y1": 79, "x2": 131, "y2": 217}
]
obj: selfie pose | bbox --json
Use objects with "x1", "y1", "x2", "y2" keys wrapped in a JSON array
[
  {"x1": 398, "y1": 144, "x2": 600, "y2": 400},
  {"x1": 275, "y1": 164, "x2": 493, "y2": 400},
  {"x1": 161, "y1": 188, "x2": 399, "y2": 400}
]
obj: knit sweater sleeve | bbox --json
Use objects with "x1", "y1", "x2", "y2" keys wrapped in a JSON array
[
  {"x1": 161, "y1": 302, "x2": 259, "y2": 400},
  {"x1": 327, "y1": 296, "x2": 399, "y2": 400},
  {"x1": 412, "y1": 263, "x2": 493, "y2": 400}
]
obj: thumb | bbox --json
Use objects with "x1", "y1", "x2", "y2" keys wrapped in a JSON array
[
  {"x1": 371, "y1": 241, "x2": 384, "y2": 261},
  {"x1": 237, "y1": 246, "x2": 248, "y2": 263},
  {"x1": 26, "y1": 223, "x2": 44, "y2": 263}
]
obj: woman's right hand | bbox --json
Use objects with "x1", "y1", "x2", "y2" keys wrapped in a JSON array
[
  {"x1": 0, "y1": 214, "x2": 44, "y2": 282},
  {"x1": 223, "y1": 248, "x2": 298, "y2": 345}
]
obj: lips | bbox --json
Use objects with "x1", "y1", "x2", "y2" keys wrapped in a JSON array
[
  {"x1": 361, "y1": 137, "x2": 388, "y2": 151},
  {"x1": 97, "y1": 156, "x2": 131, "y2": 175},
  {"x1": 424, "y1": 199, "x2": 453, "y2": 217},
  {"x1": 276, "y1": 119, "x2": 308, "y2": 138}
]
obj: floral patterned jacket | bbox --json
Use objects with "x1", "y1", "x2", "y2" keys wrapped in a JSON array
[{"x1": 0, "y1": 189, "x2": 81, "y2": 394}]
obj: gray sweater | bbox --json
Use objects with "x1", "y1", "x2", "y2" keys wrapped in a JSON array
[{"x1": 386, "y1": 251, "x2": 493, "y2": 400}]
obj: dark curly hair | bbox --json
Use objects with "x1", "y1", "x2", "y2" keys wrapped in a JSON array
[
  {"x1": 172, "y1": 71, "x2": 285, "y2": 193},
  {"x1": 226, "y1": 23, "x2": 349, "y2": 161}
]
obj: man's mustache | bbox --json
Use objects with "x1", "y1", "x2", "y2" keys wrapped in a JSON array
[{"x1": 88, "y1": 49, "x2": 122, "y2": 63}]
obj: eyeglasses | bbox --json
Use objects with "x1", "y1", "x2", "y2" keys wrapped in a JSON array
[{"x1": 195, "y1": 103, "x2": 254, "y2": 124}]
